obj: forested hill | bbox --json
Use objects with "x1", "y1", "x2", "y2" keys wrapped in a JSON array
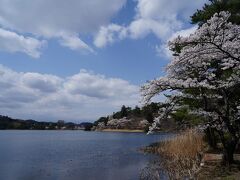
[
  {"x1": 93, "y1": 103, "x2": 166, "y2": 131},
  {"x1": 93, "y1": 102, "x2": 203, "y2": 132},
  {"x1": 0, "y1": 115, "x2": 93, "y2": 130}
]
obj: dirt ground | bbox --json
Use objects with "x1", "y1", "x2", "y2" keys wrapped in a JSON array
[{"x1": 197, "y1": 161, "x2": 240, "y2": 180}]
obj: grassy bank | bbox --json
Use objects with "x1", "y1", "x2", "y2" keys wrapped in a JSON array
[{"x1": 143, "y1": 129, "x2": 240, "y2": 179}]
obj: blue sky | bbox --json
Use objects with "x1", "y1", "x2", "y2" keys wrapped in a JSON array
[{"x1": 0, "y1": 0, "x2": 208, "y2": 122}]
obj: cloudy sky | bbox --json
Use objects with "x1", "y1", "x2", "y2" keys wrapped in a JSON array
[{"x1": 0, "y1": 0, "x2": 208, "y2": 122}]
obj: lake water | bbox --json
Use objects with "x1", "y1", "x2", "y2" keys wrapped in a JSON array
[{"x1": 0, "y1": 130, "x2": 169, "y2": 180}]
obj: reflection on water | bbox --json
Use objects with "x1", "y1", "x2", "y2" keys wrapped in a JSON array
[
  {"x1": 140, "y1": 158, "x2": 167, "y2": 180},
  {"x1": 0, "y1": 130, "x2": 170, "y2": 180}
]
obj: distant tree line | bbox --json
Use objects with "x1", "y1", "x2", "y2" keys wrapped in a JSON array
[{"x1": 0, "y1": 115, "x2": 93, "y2": 130}]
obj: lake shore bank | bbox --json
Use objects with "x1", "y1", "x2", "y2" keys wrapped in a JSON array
[
  {"x1": 142, "y1": 130, "x2": 240, "y2": 179},
  {"x1": 97, "y1": 129, "x2": 145, "y2": 133}
]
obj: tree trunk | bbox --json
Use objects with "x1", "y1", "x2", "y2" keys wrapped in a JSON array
[
  {"x1": 205, "y1": 127, "x2": 217, "y2": 149},
  {"x1": 223, "y1": 140, "x2": 237, "y2": 165},
  {"x1": 217, "y1": 130, "x2": 238, "y2": 165}
]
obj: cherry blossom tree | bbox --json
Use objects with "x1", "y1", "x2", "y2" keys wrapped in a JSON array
[{"x1": 141, "y1": 11, "x2": 240, "y2": 164}]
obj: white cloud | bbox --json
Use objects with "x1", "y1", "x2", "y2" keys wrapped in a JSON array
[
  {"x1": 169, "y1": 26, "x2": 198, "y2": 40},
  {"x1": 64, "y1": 69, "x2": 137, "y2": 99},
  {"x1": 128, "y1": 18, "x2": 176, "y2": 39},
  {"x1": 0, "y1": 28, "x2": 45, "y2": 58},
  {"x1": 131, "y1": 0, "x2": 206, "y2": 40},
  {"x1": 0, "y1": 65, "x2": 139, "y2": 121},
  {"x1": 155, "y1": 26, "x2": 198, "y2": 58},
  {"x1": 155, "y1": 44, "x2": 172, "y2": 58},
  {"x1": 94, "y1": 0, "x2": 207, "y2": 52},
  {"x1": 59, "y1": 34, "x2": 94, "y2": 52},
  {"x1": 0, "y1": 0, "x2": 126, "y2": 36},
  {"x1": 94, "y1": 24, "x2": 127, "y2": 48},
  {"x1": 0, "y1": 0, "x2": 208, "y2": 57},
  {"x1": 0, "y1": 0, "x2": 126, "y2": 56},
  {"x1": 21, "y1": 73, "x2": 62, "y2": 93}
]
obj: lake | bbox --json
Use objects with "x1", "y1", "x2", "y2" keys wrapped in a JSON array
[{"x1": 0, "y1": 130, "x2": 169, "y2": 180}]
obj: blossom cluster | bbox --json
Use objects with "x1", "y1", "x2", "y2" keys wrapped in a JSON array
[{"x1": 142, "y1": 11, "x2": 240, "y2": 133}]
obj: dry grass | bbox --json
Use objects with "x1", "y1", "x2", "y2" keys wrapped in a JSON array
[
  {"x1": 141, "y1": 130, "x2": 240, "y2": 179},
  {"x1": 153, "y1": 129, "x2": 206, "y2": 179},
  {"x1": 157, "y1": 129, "x2": 205, "y2": 159}
]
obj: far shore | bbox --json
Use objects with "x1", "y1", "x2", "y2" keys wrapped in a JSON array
[{"x1": 98, "y1": 129, "x2": 145, "y2": 133}]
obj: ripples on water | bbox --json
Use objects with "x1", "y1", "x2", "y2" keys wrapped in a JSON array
[{"x1": 0, "y1": 130, "x2": 170, "y2": 180}]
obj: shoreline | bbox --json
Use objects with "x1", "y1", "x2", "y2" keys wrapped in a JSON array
[
  {"x1": 97, "y1": 129, "x2": 145, "y2": 133},
  {"x1": 142, "y1": 132, "x2": 240, "y2": 179}
]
